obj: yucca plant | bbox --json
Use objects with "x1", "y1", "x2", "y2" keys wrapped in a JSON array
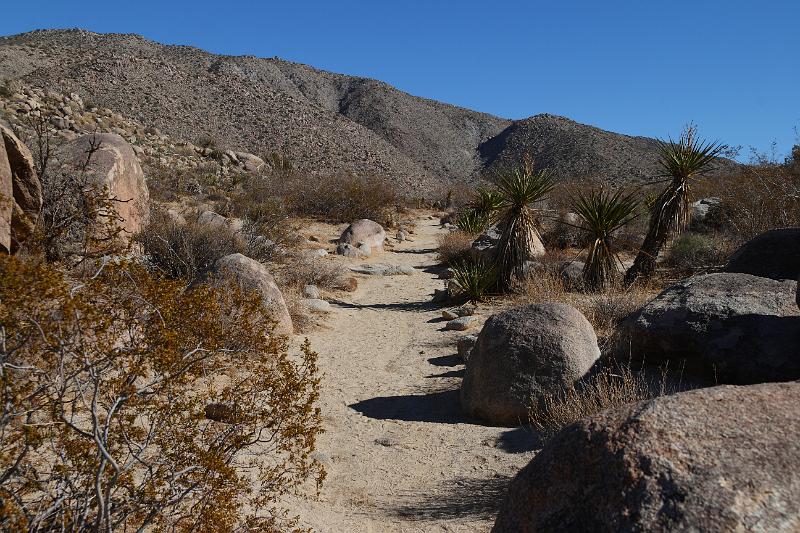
[
  {"x1": 625, "y1": 126, "x2": 723, "y2": 284},
  {"x1": 571, "y1": 188, "x2": 640, "y2": 291},
  {"x1": 470, "y1": 187, "x2": 504, "y2": 218},
  {"x1": 455, "y1": 208, "x2": 491, "y2": 235},
  {"x1": 493, "y1": 164, "x2": 556, "y2": 290},
  {"x1": 449, "y1": 256, "x2": 497, "y2": 303}
]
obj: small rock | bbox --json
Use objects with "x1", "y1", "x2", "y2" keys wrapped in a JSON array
[
  {"x1": 336, "y1": 242, "x2": 366, "y2": 258},
  {"x1": 303, "y1": 284, "x2": 321, "y2": 299},
  {"x1": 374, "y1": 437, "x2": 399, "y2": 447},
  {"x1": 301, "y1": 298, "x2": 331, "y2": 313},
  {"x1": 454, "y1": 305, "x2": 477, "y2": 317},
  {"x1": 446, "y1": 316, "x2": 478, "y2": 331},
  {"x1": 457, "y1": 335, "x2": 478, "y2": 362},
  {"x1": 442, "y1": 309, "x2": 459, "y2": 320},
  {"x1": 306, "y1": 248, "x2": 329, "y2": 258}
]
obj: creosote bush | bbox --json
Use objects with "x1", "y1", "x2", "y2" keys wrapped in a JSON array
[{"x1": 0, "y1": 255, "x2": 323, "y2": 531}]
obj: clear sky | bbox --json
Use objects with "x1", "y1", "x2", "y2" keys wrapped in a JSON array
[{"x1": 2, "y1": 1, "x2": 798, "y2": 160}]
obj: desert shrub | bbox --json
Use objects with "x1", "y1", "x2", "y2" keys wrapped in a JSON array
[
  {"x1": 436, "y1": 230, "x2": 475, "y2": 264},
  {"x1": 0, "y1": 255, "x2": 323, "y2": 531},
  {"x1": 529, "y1": 365, "x2": 673, "y2": 442},
  {"x1": 273, "y1": 252, "x2": 348, "y2": 291},
  {"x1": 454, "y1": 208, "x2": 491, "y2": 234},
  {"x1": 137, "y1": 209, "x2": 243, "y2": 283},
  {"x1": 449, "y1": 256, "x2": 497, "y2": 303},
  {"x1": 665, "y1": 232, "x2": 724, "y2": 271},
  {"x1": 705, "y1": 163, "x2": 800, "y2": 243}
]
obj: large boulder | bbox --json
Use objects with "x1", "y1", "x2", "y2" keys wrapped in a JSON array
[
  {"x1": 494, "y1": 382, "x2": 800, "y2": 533},
  {"x1": 338, "y1": 219, "x2": 385, "y2": 253},
  {"x1": 615, "y1": 273, "x2": 800, "y2": 384},
  {"x1": 62, "y1": 133, "x2": 149, "y2": 239},
  {"x1": 471, "y1": 226, "x2": 545, "y2": 262},
  {"x1": 0, "y1": 125, "x2": 42, "y2": 253},
  {"x1": 213, "y1": 253, "x2": 293, "y2": 336},
  {"x1": 460, "y1": 303, "x2": 600, "y2": 426},
  {"x1": 724, "y1": 228, "x2": 800, "y2": 280}
]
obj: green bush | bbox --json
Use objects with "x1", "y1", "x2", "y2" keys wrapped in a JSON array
[
  {"x1": 665, "y1": 232, "x2": 721, "y2": 270},
  {"x1": 449, "y1": 256, "x2": 497, "y2": 303}
]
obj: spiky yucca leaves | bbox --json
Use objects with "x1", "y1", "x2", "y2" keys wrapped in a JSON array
[
  {"x1": 494, "y1": 165, "x2": 556, "y2": 290},
  {"x1": 572, "y1": 188, "x2": 639, "y2": 291},
  {"x1": 471, "y1": 187, "x2": 504, "y2": 218},
  {"x1": 455, "y1": 208, "x2": 491, "y2": 235},
  {"x1": 625, "y1": 127, "x2": 723, "y2": 284},
  {"x1": 449, "y1": 256, "x2": 497, "y2": 303}
]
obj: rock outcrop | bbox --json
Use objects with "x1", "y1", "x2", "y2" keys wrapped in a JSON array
[
  {"x1": 494, "y1": 382, "x2": 800, "y2": 533},
  {"x1": 461, "y1": 303, "x2": 599, "y2": 426},
  {"x1": 614, "y1": 273, "x2": 800, "y2": 384},
  {"x1": 0, "y1": 125, "x2": 42, "y2": 253},
  {"x1": 62, "y1": 133, "x2": 149, "y2": 240},
  {"x1": 213, "y1": 253, "x2": 293, "y2": 336}
]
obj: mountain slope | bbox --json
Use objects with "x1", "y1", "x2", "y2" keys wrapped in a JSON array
[{"x1": 0, "y1": 29, "x2": 735, "y2": 195}]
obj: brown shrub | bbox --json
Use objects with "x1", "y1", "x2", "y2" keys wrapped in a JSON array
[
  {"x1": 529, "y1": 365, "x2": 676, "y2": 442},
  {"x1": 436, "y1": 230, "x2": 475, "y2": 264},
  {"x1": 0, "y1": 255, "x2": 323, "y2": 531}
]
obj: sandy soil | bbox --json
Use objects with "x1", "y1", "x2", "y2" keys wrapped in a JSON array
[{"x1": 285, "y1": 215, "x2": 537, "y2": 532}]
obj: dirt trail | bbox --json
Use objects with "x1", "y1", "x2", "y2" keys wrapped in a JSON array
[{"x1": 287, "y1": 215, "x2": 535, "y2": 532}]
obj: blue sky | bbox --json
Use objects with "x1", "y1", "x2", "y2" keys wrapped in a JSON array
[{"x1": 3, "y1": 1, "x2": 798, "y2": 160}]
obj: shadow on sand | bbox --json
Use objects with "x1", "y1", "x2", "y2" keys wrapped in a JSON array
[
  {"x1": 350, "y1": 389, "x2": 466, "y2": 424},
  {"x1": 388, "y1": 475, "x2": 512, "y2": 521}
]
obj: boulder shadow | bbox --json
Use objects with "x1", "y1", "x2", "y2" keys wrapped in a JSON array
[
  {"x1": 388, "y1": 475, "x2": 512, "y2": 521},
  {"x1": 350, "y1": 389, "x2": 466, "y2": 424},
  {"x1": 494, "y1": 426, "x2": 542, "y2": 453},
  {"x1": 427, "y1": 354, "x2": 461, "y2": 367},
  {"x1": 425, "y1": 369, "x2": 465, "y2": 379}
]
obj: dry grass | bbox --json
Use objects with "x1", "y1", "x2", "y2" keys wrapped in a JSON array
[
  {"x1": 529, "y1": 365, "x2": 676, "y2": 442},
  {"x1": 513, "y1": 268, "x2": 659, "y2": 351},
  {"x1": 436, "y1": 230, "x2": 475, "y2": 264}
]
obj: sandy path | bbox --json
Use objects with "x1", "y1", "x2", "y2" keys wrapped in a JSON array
[{"x1": 287, "y1": 215, "x2": 536, "y2": 532}]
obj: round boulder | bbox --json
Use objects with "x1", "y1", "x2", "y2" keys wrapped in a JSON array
[
  {"x1": 494, "y1": 382, "x2": 800, "y2": 533},
  {"x1": 213, "y1": 253, "x2": 293, "y2": 336},
  {"x1": 724, "y1": 227, "x2": 800, "y2": 280},
  {"x1": 63, "y1": 133, "x2": 149, "y2": 240},
  {"x1": 460, "y1": 303, "x2": 600, "y2": 426},
  {"x1": 614, "y1": 273, "x2": 800, "y2": 384},
  {"x1": 339, "y1": 219, "x2": 385, "y2": 252}
]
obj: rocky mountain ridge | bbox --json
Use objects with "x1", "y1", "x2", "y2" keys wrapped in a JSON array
[{"x1": 0, "y1": 29, "x2": 735, "y2": 195}]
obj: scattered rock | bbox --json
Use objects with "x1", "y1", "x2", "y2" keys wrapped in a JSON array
[
  {"x1": 442, "y1": 309, "x2": 459, "y2": 320},
  {"x1": 453, "y1": 305, "x2": 477, "y2": 317},
  {"x1": 350, "y1": 264, "x2": 414, "y2": 276},
  {"x1": 336, "y1": 242, "x2": 366, "y2": 258},
  {"x1": 614, "y1": 273, "x2": 800, "y2": 384},
  {"x1": 357, "y1": 242, "x2": 373, "y2": 256},
  {"x1": 493, "y1": 382, "x2": 800, "y2": 533},
  {"x1": 301, "y1": 298, "x2": 331, "y2": 313},
  {"x1": 339, "y1": 219, "x2": 385, "y2": 253},
  {"x1": 374, "y1": 437, "x2": 399, "y2": 447},
  {"x1": 306, "y1": 248, "x2": 329, "y2": 258},
  {"x1": 724, "y1": 228, "x2": 800, "y2": 280},
  {"x1": 213, "y1": 253, "x2": 293, "y2": 336},
  {"x1": 445, "y1": 316, "x2": 478, "y2": 331},
  {"x1": 303, "y1": 284, "x2": 321, "y2": 299},
  {"x1": 396, "y1": 229, "x2": 409, "y2": 241},
  {"x1": 461, "y1": 303, "x2": 600, "y2": 426},
  {"x1": 0, "y1": 125, "x2": 41, "y2": 253},
  {"x1": 457, "y1": 334, "x2": 478, "y2": 362},
  {"x1": 197, "y1": 210, "x2": 229, "y2": 229}
]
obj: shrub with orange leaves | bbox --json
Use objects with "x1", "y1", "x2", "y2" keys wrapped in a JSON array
[{"x1": 0, "y1": 255, "x2": 323, "y2": 531}]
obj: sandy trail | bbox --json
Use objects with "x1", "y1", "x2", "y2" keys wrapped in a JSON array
[{"x1": 287, "y1": 215, "x2": 535, "y2": 532}]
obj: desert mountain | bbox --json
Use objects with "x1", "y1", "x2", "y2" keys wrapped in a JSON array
[{"x1": 0, "y1": 29, "x2": 734, "y2": 195}]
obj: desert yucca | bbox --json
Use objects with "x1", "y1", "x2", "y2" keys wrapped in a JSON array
[
  {"x1": 625, "y1": 126, "x2": 722, "y2": 283},
  {"x1": 572, "y1": 188, "x2": 639, "y2": 291},
  {"x1": 449, "y1": 256, "x2": 497, "y2": 303},
  {"x1": 493, "y1": 164, "x2": 556, "y2": 290},
  {"x1": 454, "y1": 208, "x2": 491, "y2": 235}
]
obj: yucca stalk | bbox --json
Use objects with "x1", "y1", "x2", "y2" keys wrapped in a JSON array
[
  {"x1": 572, "y1": 188, "x2": 639, "y2": 291},
  {"x1": 625, "y1": 126, "x2": 723, "y2": 284},
  {"x1": 494, "y1": 164, "x2": 556, "y2": 290},
  {"x1": 449, "y1": 256, "x2": 497, "y2": 303}
]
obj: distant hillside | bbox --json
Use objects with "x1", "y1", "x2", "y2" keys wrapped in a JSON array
[{"x1": 0, "y1": 29, "x2": 736, "y2": 195}]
